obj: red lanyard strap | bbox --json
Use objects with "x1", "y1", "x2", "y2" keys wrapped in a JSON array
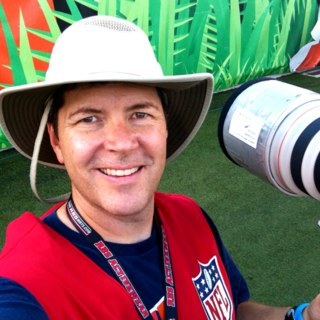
[{"x1": 66, "y1": 197, "x2": 177, "y2": 320}]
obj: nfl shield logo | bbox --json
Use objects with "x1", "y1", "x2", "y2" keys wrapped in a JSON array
[{"x1": 192, "y1": 256, "x2": 233, "y2": 320}]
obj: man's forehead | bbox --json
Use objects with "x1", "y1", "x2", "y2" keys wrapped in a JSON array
[{"x1": 61, "y1": 82, "x2": 166, "y2": 108}]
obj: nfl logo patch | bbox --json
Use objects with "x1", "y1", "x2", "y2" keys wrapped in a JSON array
[{"x1": 192, "y1": 256, "x2": 233, "y2": 320}]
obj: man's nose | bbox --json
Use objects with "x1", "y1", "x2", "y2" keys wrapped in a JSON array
[{"x1": 103, "y1": 120, "x2": 138, "y2": 152}]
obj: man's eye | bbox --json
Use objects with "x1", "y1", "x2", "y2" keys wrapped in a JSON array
[
  {"x1": 133, "y1": 112, "x2": 148, "y2": 119},
  {"x1": 80, "y1": 116, "x2": 97, "y2": 123}
]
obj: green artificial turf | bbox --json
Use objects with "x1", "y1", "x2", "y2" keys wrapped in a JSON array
[{"x1": 0, "y1": 73, "x2": 319, "y2": 306}]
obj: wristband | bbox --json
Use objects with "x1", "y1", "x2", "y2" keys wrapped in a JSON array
[{"x1": 285, "y1": 303, "x2": 310, "y2": 320}]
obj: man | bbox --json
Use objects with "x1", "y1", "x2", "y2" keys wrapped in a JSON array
[{"x1": 0, "y1": 15, "x2": 319, "y2": 320}]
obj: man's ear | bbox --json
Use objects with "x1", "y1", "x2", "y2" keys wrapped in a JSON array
[{"x1": 47, "y1": 124, "x2": 64, "y2": 164}]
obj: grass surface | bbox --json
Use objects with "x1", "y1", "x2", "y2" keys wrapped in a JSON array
[{"x1": 0, "y1": 73, "x2": 319, "y2": 306}]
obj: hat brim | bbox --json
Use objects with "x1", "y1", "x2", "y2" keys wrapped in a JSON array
[{"x1": 0, "y1": 73, "x2": 213, "y2": 168}]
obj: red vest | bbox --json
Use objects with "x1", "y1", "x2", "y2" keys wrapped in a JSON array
[{"x1": 0, "y1": 192, "x2": 235, "y2": 319}]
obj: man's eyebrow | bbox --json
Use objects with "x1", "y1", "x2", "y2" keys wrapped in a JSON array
[
  {"x1": 127, "y1": 101, "x2": 162, "y2": 111},
  {"x1": 68, "y1": 101, "x2": 162, "y2": 117},
  {"x1": 69, "y1": 107, "x2": 102, "y2": 118}
]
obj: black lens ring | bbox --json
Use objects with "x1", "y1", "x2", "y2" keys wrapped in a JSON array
[
  {"x1": 290, "y1": 118, "x2": 320, "y2": 194},
  {"x1": 314, "y1": 152, "x2": 320, "y2": 193}
]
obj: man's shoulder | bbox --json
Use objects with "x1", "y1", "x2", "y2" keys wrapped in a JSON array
[
  {"x1": 1, "y1": 202, "x2": 65, "y2": 255},
  {"x1": 155, "y1": 192, "x2": 207, "y2": 229},
  {"x1": 1, "y1": 213, "x2": 42, "y2": 254},
  {"x1": 0, "y1": 207, "x2": 67, "y2": 269},
  {"x1": 155, "y1": 191, "x2": 199, "y2": 206}
]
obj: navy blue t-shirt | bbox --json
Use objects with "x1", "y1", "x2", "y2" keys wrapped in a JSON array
[{"x1": 0, "y1": 209, "x2": 249, "y2": 319}]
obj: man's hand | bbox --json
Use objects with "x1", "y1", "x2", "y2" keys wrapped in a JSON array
[
  {"x1": 304, "y1": 294, "x2": 320, "y2": 320},
  {"x1": 237, "y1": 294, "x2": 320, "y2": 320}
]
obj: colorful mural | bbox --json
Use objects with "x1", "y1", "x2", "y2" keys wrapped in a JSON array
[{"x1": 0, "y1": 0, "x2": 318, "y2": 150}]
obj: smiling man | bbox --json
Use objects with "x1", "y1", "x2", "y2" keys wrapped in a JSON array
[
  {"x1": 0, "y1": 15, "x2": 319, "y2": 320},
  {"x1": 48, "y1": 83, "x2": 168, "y2": 244}
]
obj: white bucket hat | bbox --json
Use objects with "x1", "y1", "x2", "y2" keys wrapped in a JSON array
[{"x1": 0, "y1": 15, "x2": 213, "y2": 195}]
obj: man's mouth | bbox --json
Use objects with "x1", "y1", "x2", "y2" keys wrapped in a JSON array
[{"x1": 99, "y1": 167, "x2": 140, "y2": 177}]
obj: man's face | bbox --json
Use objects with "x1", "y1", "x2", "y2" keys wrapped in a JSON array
[{"x1": 48, "y1": 83, "x2": 168, "y2": 219}]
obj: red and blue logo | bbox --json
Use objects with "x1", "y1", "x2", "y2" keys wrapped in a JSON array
[{"x1": 192, "y1": 256, "x2": 233, "y2": 320}]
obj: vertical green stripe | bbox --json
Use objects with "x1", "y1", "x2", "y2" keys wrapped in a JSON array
[{"x1": 0, "y1": 3, "x2": 26, "y2": 85}]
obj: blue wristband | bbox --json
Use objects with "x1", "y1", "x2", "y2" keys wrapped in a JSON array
[
  {"x1": 285, "y1": 303, "x2": 310, "y2": 320},
  {"x1": 294, "y1": 303, "x2": 310, "y2": 320}
]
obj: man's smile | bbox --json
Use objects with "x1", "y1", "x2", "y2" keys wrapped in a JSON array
[{"x1": 99, "y1": 167, "x2": 140, "y2": 177}]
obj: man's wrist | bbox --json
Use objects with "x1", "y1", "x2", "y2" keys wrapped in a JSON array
[{"x1": 284, "y1": 303, "x2": 310, "y2": 320}]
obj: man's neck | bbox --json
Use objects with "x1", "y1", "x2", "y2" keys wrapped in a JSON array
[{"x1": 57, "y1": 202, "x2": 154, "y2": 244}]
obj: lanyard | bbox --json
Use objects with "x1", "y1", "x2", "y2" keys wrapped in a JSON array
[{"x1": 66, "y1": 197, "x2": 177, "y2": 320}]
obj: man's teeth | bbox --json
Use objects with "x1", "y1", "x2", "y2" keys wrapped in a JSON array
[{"x1": 101, "y1": 167, "x2": 139, "y2": 177}]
